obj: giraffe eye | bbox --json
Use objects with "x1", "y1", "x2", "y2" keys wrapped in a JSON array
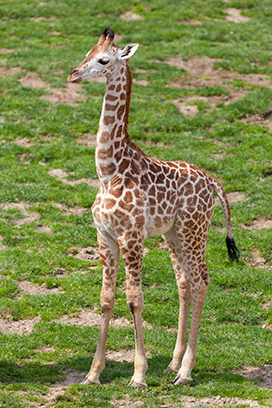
[{"x1": 98, "y1": 59, "x2": 110, "y2": 65}]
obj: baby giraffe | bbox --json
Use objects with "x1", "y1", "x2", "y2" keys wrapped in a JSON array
[{"x1": 67, "y1": 27, "x2": 239, "y2": 387}]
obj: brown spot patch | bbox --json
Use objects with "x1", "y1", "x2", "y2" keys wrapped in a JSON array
[
  {"x1": 225, "y1": 8, "x2": 251, "y2": 23},
  {"x1": 0, "y1": 316, "x2": 41, "y2": 335},
  {"x1": 13, "y1": 137, "x2": 35, "y2": 147},
  {"x1": 119, "y1": 11, "x2": 143, "y2": 21}
]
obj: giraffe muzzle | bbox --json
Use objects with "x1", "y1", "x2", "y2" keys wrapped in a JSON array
[{"x1": 67, "y1": 69, "x2": 82, "y2": 83}]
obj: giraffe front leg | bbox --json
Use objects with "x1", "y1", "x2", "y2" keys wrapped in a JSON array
[
  {"x1": 82, "y1": 231, "x2": 120, "y2": 385},
  {"x1": 119, "y1": 236, "x2": 148, "y2": 388}
]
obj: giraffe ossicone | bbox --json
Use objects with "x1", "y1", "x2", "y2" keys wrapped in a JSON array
[{"x1": 68, "y1": 26, "x2": 239, "y2": 387}]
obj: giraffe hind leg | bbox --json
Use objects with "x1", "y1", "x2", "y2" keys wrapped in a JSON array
[{"x1": 163, "y1": 228, "x2": 191, "y2": 374}]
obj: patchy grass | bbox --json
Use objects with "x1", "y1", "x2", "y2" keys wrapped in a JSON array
[{"x1": 0, "y1": 0, "x2": 272, "y2": 407}]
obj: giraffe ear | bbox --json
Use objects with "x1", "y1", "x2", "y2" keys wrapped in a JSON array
[{"x1": 119, "y1": 44, "x2": 139, "y2": 60}]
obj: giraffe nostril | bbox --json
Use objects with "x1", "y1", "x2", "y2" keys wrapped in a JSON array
[{"x1": 70, "y1": 69, "x2": 79, "y2": 76}]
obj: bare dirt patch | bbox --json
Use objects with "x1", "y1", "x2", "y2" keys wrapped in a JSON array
[
  {"x1": 133, "y1": 79, "x2": 149, "y2": 86},
  {"x1": 119, "y1": 11, "x2": 143, "y2": 21},
  {"x1": 48, "y1": 168, "x2": 100, "y2": 189},
  {"x1": 241, "y1": 217, "x2": 272, "y2": 230},
  {"x1": 0, "y1": 66, "x2": 22, "y2": 75},
  {"x1": 242, "y1": 114, "x2": 272, "y2": 132},
  {"x1": 225, "y1": 8, "x2": 251, "y2": 23},
  {"x1": 13, "y1": 137, "x2": 35, "y2": 147},
  {"x1": 106, "y1": 349, "x2": 150, "y2": 363},
  {"x1": 69, "y1": 246, "x2": 100, "y2": 262},
  {"x1": 0, "y1": 48, "x2": 14, "y2": 54},
  {"x1": 235, "y1": 365, "x2": 272, "y2": 389},
  {"x1": 30, "y1": 16, "x2": 56, "y2": 22},
  {"x1": 111, "y1": 396, "x2": 144, "y2": 408},
  {"x1": 19, "y1": 74, "x2": 85, "y2": 104},
  {"x1": 0, "y1": 316, "x2": 41, "y2": 335},
  {"x1": 0, "y1": 202, "x2": 39, "y2": 226},
  {"x1": 36, "y1": 224, "x2": 52, "y2": 234},
  {"x1": 215, "y1": 191, "x2": 248, "y2": 205},
  {"x1": 17, "y1": 280, "x2": 63, "y2": 296},
  {"x1": 51, "y1": 202, "x2": 90, "y2": 215},
  {"x1": 76, "y1": 133, "x2": 97, "y2": 147},
  {"x1": 179, "y1": 395, "x2": 269, "y2": 408},
  {"x1": 245, "y1": 249, "x2": 272, "y2": 271},
  {"x1": 163, "y1": 56, "x2": 272, "y2": 91},
  {"x1": 40, "y1": 369, "x2": 85, "y2": 407},
  {"x1": 59, "y1": 308, "x2": 151, "y2": 329},
  {"x1": 59, "y1": 309, "x2": 133, "y2": 328},
  {"x1": 0, "y1": 235, "x2": 6, "y2": 250}
]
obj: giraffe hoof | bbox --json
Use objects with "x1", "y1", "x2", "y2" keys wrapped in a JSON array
[
  {"x1": 172, "y1": 374, "x2": 192, "y2": 386},
  {"x1": 129, "y1": 379, "x2": 147, "y2": 388},
  {"x1": 80, "y1": 378, "x2": 100, "y2": 385},
  {"x1": 164, "y1": 365, "x2": 178, "y2": 373}
]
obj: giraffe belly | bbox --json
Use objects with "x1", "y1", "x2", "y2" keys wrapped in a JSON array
[{"x1": 146, "y1": 215, "x2": 176, "y2": 237}]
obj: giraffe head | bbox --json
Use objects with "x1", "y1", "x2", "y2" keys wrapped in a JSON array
[{"x1": 67, "y1": 27, "x2": 138, "y2": 83}]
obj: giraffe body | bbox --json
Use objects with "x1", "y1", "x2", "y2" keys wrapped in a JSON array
[{"x1": 68, "y1": 27, "x2": 239, "y2": 387}]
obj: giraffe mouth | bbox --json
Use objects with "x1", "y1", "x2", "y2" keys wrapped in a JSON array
[{"x1": 67, "y1": 70, "x2": 82, "y2": 83}]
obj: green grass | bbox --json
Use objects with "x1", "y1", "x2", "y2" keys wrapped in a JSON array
[{"x1": 0, "y1": 0, "x2": 272, "y2": 406}]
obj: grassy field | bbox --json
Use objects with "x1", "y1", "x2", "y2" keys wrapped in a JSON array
[{"x1": 0, "y1": 0, "x2": 272, "y2": 407}]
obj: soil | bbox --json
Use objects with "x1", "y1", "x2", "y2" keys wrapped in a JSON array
[
  {"x1": 51, "y1": 202, "x2": 90, "y2": 215},
  {"x1": 0, "y1": 66, "x2": 22, "y2": 75},
  {"x1": 242, "y1": 115, "x2": 272, "y2": 132},
  {"x1": 36, "y1": 224, "x2": 52, "y2": 234},
  {"x1": 0, "y1": 316, "x2": 41, "y2": 335},
  {"x1": 37, "y1": 369, "x2": 86, "y2": 407},
  {"x1": 16, "y1": 280, "x2": 62, "y2": 296},
  {"x1": 225, "y1": 8, "x2": 251, "y2": 23},
  {"x1": 164, "y1": 56, "x2": 272, "y2": 91},
  {"x1": 134, "y1": 79, "x2": 149, "y2": 86},
  {"x1": 48, "y1": 168, "x2": 100, "y2": 189},
  {"x1": 13, "y1": 137, "x2": 35, "y2": 147},
  {"x1": 215, "y1": 191, "x2": 248, "y2": 205},
  {"x1": 235, "y1": 365, "x2": 272, "y2": 389},
  {"x1": 71, "y1": 246, "x2": 101, "y2": 262},
  {"x1": 106, "y1": 349, "x2": 151, "y2": 363},
  {"x1": 241, "y1": 217, "x2": 272, "y2": 230},
  {"x1": 0, "y1": 202, "x2": 39, "y2": 226},
  {"x1": 119, "y1": 11, "x2": 143, "y2": 21},
  {"x1": 245, "y1": 249, "x2": 272, "y2": 271},
  {"x1": 75, "y1": 133, "x2": 97, "y2": 147},
  {"x1": 0, "y1": 48, "x2": 14, "y2": 54},
  {"x1": 30, "y1": 16, "x2": 56, "y2": 22},
  {"x1": 19, "y1": 74, "x2": 85, "y2": 105}
]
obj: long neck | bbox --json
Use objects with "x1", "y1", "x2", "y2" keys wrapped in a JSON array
[{"x1": 96, "y1": 61, "x2": 132, "y2": 183}]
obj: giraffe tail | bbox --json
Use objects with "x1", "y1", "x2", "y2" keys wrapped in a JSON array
[{"x1": 209, "y1": 177, "x2": 240, "y2": 264}]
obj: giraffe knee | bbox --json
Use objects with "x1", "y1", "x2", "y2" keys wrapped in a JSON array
[
  {"x1": 100, "y1": 289, "x2": 115, "y2": 313},
  {"x1": 126, "y1": 290, "x2": 143, "y2": 314}
]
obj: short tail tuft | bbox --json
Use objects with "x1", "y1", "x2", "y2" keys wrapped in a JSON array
[{"x1": 226, "y1": 236, "x2": 240, "y2": 264}]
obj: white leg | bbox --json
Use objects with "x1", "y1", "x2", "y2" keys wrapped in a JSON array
[
  {"x1": 119, "y1": 235, "x2": 148, "y2": 387},
  {"x1": 82, "y1": 231, "x2": 120, "y2": 385}
]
